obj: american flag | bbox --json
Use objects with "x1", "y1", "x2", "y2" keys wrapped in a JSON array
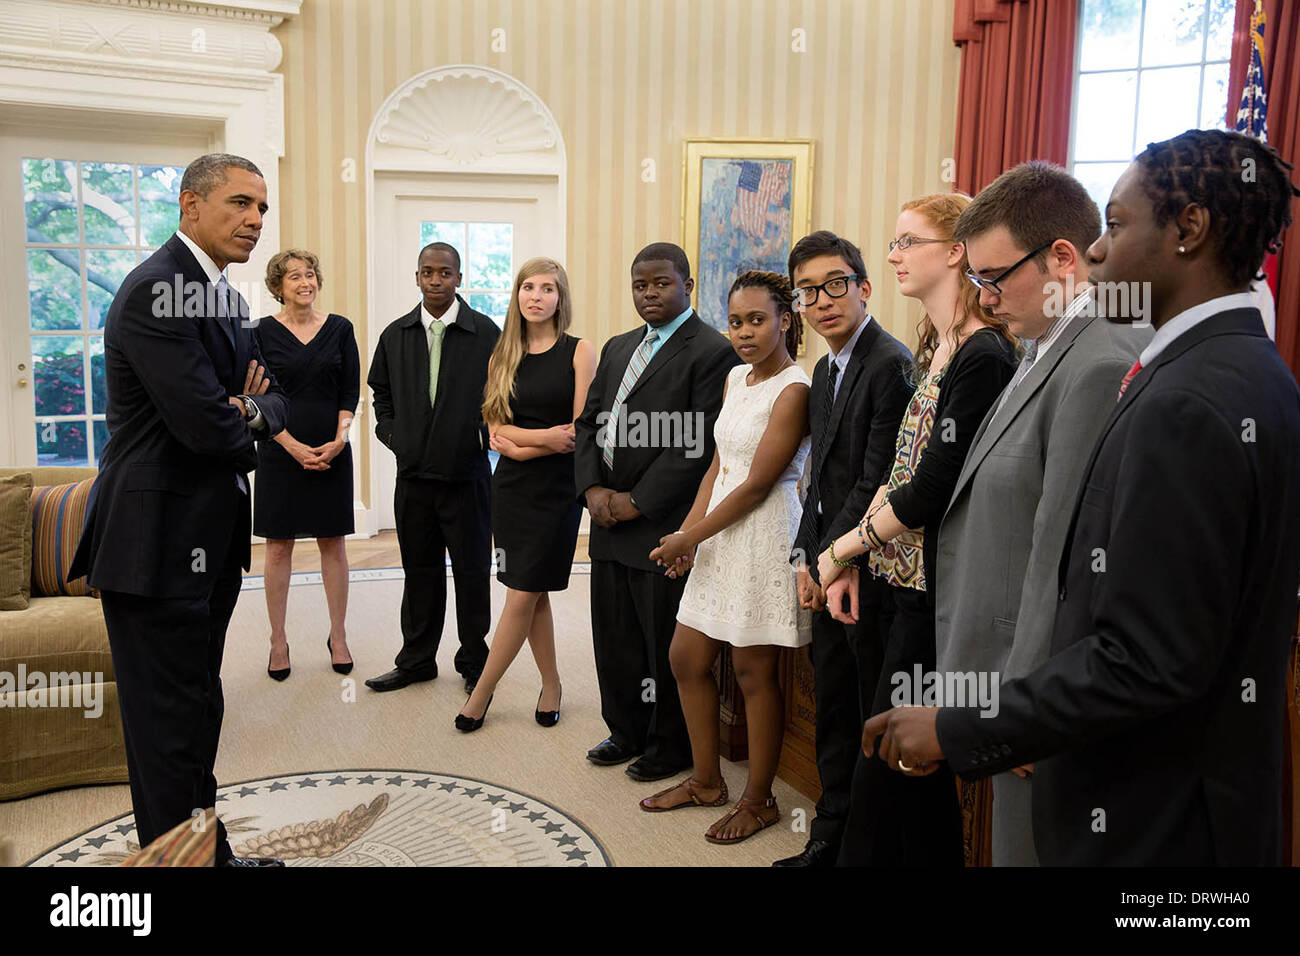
[
  {"x1": 1235, "y1": 0, "x2": 1268, "y2": 142},
  {"x1": 733, "y1": 160, "x2": 791, "y2": 239}
]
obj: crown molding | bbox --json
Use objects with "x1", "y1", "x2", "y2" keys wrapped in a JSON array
[{"x1": 81, "y1": 0, "x2": 301, "y2": 27}]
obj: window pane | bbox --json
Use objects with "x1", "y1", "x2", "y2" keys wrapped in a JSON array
[
  {"x1": 92, "y1": 419, "x2": 110, "y2": 464},
  {"x1": 1074, "y1": 162, "x2": 1132, "y2": 216},
  {"x1": 1074, "y1": 72, "x2": 1138, "y2": 162},
  {"x1": 1079, "y1": 0, "x2": 1143, "y2": 71},
  {"x1": 468, "y1": 292, "x2": 510, "y2": 324},
  {"x1": 86, "y1": 249, "x2": 137, "y2": 330},
  {"x1": 90, "y1": 335, "x2": 106, "y2": 415},
  {"x1": 82, "y1": 162, "x2": 136, "y2": 246},
  {"x1": 1201, "y1": 61, "x2": 1231, "y2": 130},
  {"x1": 467, "y1": 222, "x2": 512, "y2": 290},
  {"x1": 1136, "y1": 66, "x2": 1202, "y2": 148},
  {"x1": 23, "y1": 158, "x2": 79, "y2": 244},
  {"x1": 32, "y1": 335, "x2": 86, "y2": 417},
  {"x1": 35, "y1": 420, "x2": 89, "y2": 467},
  {"x1": 1142, "y1": 0, "x2": 1208, "y2": 67},
  {"x1": 1204, "y1": 0, "x2": 1235, "y2": 61},
  {"x1": 420, "y1": 221, "x2": 466, "y2": 266},
  {"x1": 28, "y1": 249, "x2": 83, "y2": 331},
  {"x1": 139, "y1": 165, "x2": 184, "y2": 247}
]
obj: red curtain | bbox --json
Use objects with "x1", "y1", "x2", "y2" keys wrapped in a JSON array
[
  {"x1": 951, "y1": 0, "x2": 1080, "y2": 195},
  {"x1": 1226, "y1": 0, "x2": 1300, "y2": 375}
]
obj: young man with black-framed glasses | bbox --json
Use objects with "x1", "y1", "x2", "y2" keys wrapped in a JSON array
[{"x1": 775, "y1": 230, "x2": 912, "y2": 867}]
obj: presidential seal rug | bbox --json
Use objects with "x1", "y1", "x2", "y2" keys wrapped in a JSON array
[{"x1": 27, "y1": 770, "x2": 610, "y2": 867}]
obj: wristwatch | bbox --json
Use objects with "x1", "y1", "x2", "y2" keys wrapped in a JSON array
[{"x1": 238, "y1": 395, "x2": 260, "y2": 422}]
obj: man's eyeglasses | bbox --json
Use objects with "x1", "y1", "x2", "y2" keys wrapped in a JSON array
[
  {"x1": 888, "y1": 235, "x2": 947, "y2": 253},
  {"x1": 793, "y1": 274, "x2": 860, "y2": 308},
  {"x1": 965, "y1": 240, "x2": 1054, "y2": 296}
]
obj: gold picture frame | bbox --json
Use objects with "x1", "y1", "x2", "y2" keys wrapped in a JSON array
[{"x1": 682, "y1": 138, "x2": 814, "y2": 353}]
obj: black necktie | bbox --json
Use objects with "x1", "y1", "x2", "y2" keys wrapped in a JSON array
[{"x1": 807, "y1": 358, "x2": 840, "y2": 525}]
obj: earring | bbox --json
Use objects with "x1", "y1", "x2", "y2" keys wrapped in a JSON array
[{"x1": 1178, "y1": 245, "x2": 1186, "y2": 254}]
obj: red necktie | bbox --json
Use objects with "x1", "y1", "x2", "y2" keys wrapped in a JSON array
[{"x1": 1117, "y1": 360, "x2": 1142, "y2": 401}]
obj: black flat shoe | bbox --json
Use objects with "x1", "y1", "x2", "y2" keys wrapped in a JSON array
[
  {"x1": 455, "y1": 694, "x2": 492, "y2": 733},
  {"x1": 223, "y1": 856, "x2": 286, "y2": 867},
  {"x1": 586, "y1": 738, "x2": 642, "y2": 766},
  {"x1": 327, "y1": 635, "x2": 353, "y2": 675},
  {"x1": 268, "y1": 642, "x2": 290, "y2": 681},
  {"x1": 772, "y1": 839, "x2": 837, "y2": 868},
  {"x1": 364, "y1": 666, "x2": 436, "y2": 692},
  {"x1": 625, "y1": 755, "x2": 692, "y2": 782},
  {"x1": 535, "y1": 686, "x2": 561, "y2": 727}
]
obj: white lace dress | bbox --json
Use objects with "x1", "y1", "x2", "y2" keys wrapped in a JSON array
[{"x1": 676, "y1": 363, "x2": 813, "y2": 648}]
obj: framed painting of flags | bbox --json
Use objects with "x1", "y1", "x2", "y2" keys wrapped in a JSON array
[{"x1": 682, "y1": 139, "x2": 814, "y2": 348}]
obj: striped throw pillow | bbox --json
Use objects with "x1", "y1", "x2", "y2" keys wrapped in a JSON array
[
  {"x1": 30, "y1": 478, "x2": 95, "y2": 598},
  {"x1": 121, "y1": 808, "x2": 217, "y2": 867}
]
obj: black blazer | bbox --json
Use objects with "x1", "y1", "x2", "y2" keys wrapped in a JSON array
[
  {"x1": 574, "y1": 312, "x2": 739, "y2": 573},
  {"x1": 937, "y1": 308, "x2": 1300, "y2": 865},
  {"x1": 367, "y1": 296, "x2": 500, "y2": 481},
  {"x1": 793, "y1": 317, "x2": 913, "y2": 581},
  {"x1": 69, "y1": 233, "x2": 289, "y2": 599}
]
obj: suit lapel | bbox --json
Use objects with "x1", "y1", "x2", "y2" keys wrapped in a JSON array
[
  {"x1": 624, "y1": 313, "x2": 698, "y2": 402},
  {"x1": 813, "y1": 318, "x2": 881, "y2": 476},
  {"x1": 951, "y1": 314, "x2": 1096, "y2": 504},
  {"x1": 166, "y1": 234, "x2": 236, "y2": 357}
]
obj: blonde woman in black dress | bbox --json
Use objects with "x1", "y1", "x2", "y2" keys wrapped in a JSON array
[
  {"x1": 455, "y1": 258, "x2": 596, "y2": 731},
  {"x1": 255, "y1": 250, "x2": 360, "y2": 680}
]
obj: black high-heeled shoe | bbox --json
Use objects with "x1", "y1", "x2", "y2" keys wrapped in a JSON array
[
  {"x1": 327, "y1": 634, "x2": 353, "y2": 675},
  {"x1": 454, "y1": 694, "x2": 492, "y2": 733},
  {"x1": 268, "y1": 641, "x2": 290, "y2": 681},
  {"x1": 535, "y1": 686, "x2": 562, "y2": 727}
]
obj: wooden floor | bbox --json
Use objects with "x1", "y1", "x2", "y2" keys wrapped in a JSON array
[{"x1": 248, "y1": 531, "x2": 591, "y2": 575}]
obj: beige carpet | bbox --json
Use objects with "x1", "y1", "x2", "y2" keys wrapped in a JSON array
[{"x1": 2, "y1": 569, "x2": 812, "y2": 866}]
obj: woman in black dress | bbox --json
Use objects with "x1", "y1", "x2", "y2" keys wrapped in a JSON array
[
  {"x1": 254, "y1": 249, "x2": 361, "y2": 680},
  {"x1": 455, "y1": 257, "x2": 596, "y2": 732}
]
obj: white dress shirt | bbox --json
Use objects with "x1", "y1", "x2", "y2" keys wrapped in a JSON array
[
  {"x1": 1140, "y1": 291, "x2": 1259, "y2": 367},
  {"x1": 420, "y1": 296, "x2": 460, "y2": 350}
]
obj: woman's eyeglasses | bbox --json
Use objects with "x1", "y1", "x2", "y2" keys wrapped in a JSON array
[{"x1": 888, "y1": 235, "x2": 947, "y2": 253}]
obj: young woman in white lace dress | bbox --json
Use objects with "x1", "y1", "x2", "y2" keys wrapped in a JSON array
[{"x1": 639, "y1": 271, "x2": 811, "y2": 844}]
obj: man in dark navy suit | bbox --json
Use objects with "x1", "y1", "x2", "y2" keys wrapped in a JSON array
[
  {"x1": 863, "y1": 129, "x2": 1300, "y2": 865},
  {"x1": 70, "y1": 153, "x2": 289, "y2": 866}
]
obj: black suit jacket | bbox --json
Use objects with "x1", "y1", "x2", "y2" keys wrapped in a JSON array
[
  {"x1": 793, "y1": 317, "x2": 913, "y2": 580},
  {"x1": 574, "y1": 312, "x2": 739, "y2": 573},
  {"x1": 367, "y1": 296, "x2": 500, "y2": 481},
  {"x1": 937, "y1": 308, "x2": 1300, "y2": 865},
  {"x1": 69, "y1": 233, "x2": 289, "y2": 599}
]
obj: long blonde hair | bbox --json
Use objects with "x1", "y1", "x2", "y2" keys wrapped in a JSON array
[
  {"x1": 901, "y1": 193, "x2": 1016, "y2": 378},
  {"x1": 482, "y1": 257, "x2": 573, "y2": 426}
]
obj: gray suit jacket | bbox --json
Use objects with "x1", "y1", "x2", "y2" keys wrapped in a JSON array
[{"x1": 933, "y1": 309, "x2": 1149, "y2": 865}]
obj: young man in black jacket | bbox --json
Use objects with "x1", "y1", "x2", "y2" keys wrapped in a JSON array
[
  {"x1": 775, "y1": 231, "x2": 913, "y2": 866},
  {"x1": 366, "y1": 243, "x2": 500, "y2": 694}
]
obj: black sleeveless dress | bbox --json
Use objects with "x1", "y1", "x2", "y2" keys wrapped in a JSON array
[
  {"x1": 492, "y1": 333, "x2": 582, "y2": 591},
  {"x1": 252, "y1": 313, "x2": 361, "y2": 539}
]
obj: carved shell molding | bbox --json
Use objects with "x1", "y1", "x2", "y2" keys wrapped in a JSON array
[{"x1": 374, "y1": 67, "x2": 560, "y2": 165}]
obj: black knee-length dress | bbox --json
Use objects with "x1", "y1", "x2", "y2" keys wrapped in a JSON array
[
  {"x1": 252, "y1": 313, "x2": 361, "y2": 539},
  {"x1": 492, "y1": 333, "x2": 582, "y2": 591}
]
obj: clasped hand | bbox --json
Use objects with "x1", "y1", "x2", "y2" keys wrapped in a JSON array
[{"x1": 649, "y1": 531, "x2": 695, "y2": 578}]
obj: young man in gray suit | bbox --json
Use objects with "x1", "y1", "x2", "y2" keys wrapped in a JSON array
[{"x1": 932, "y1": 162, "x2": 1148, "y2": 865}]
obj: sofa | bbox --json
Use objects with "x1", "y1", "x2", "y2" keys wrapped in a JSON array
[{"x1": 0, "y1": 466, "x2": 127, "y2": 801}]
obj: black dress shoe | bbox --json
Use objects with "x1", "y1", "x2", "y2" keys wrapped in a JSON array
[
  {"x1": 625, "y1": 755, "x2": 691, "y2": 782},
  {"x1": 267, "y1": 642, "x2": 290, "y2": 681},
  {"x1": 535, "y1": 686, "x2": 561, "y2": 727},
  {"x1": 327, "y1": 635, "x2": 353, "y2": 675},
  {"x1": 364, "y1": 665, "x2": 436, "y2": 692},
  {"x1": 222, "y1": 856, "x2": 286, "y2": 867},
  {"x1": 586, "y1": 738, "x2": 642, "y2": 766},
  {"x1": 772, "y1": 839, "x2": 836, "y2": 867},
  {"x1": 454, "y1": 695, "x2": 492, "y2": 733}
]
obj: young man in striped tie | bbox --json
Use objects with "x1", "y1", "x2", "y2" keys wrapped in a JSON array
[{"x1": 575, "y1": 243, "x2": 738, "y2": 781}]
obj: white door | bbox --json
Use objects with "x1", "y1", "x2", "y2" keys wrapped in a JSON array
[
  {"x1": 1, "y1": 118, "x2": 207, "y2": 467},
  {"x1": 368, "y1": 173, "x2": 551, "y2": 530}
]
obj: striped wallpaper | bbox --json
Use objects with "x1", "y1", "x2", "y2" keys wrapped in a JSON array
[{"x1": 273, "y1": 0, "x2": 961, "y2": 501}]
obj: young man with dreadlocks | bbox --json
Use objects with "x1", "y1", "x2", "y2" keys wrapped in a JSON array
[{"x1": 861, "y1": 128, "x2": 1300, "y2": 866}]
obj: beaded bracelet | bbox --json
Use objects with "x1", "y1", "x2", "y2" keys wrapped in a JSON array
[{"x1": 829, "y1": 536, "x2": 855, "y2": 569}]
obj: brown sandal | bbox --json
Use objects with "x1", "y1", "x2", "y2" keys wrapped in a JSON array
[
  {"x1": 704, "y1": 796, "x2": 780, "y2": 844},
  {"x1": 640, "y1": 776, "x2": 729, "y2": 813}
]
